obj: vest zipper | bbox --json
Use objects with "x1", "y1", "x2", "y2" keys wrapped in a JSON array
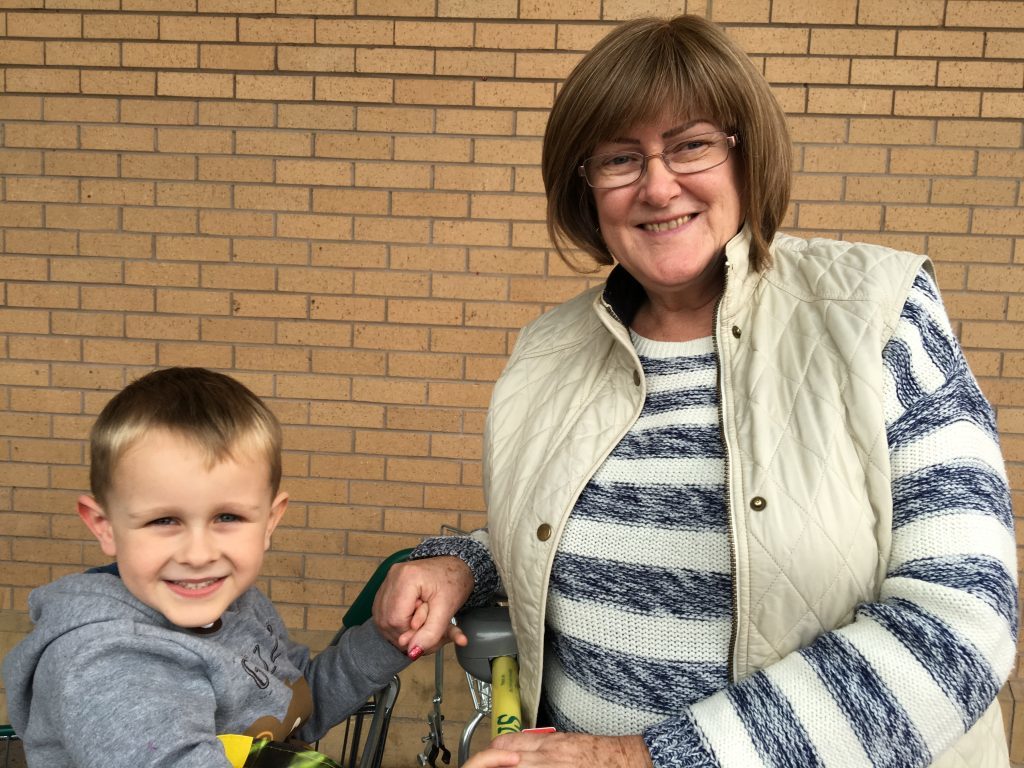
[
  {"x1": 606, "y1": 279, "x2": 740, "y2": 680},
  {"x1": 712, "y1": 282, "x2": 740, "y2": 685}
]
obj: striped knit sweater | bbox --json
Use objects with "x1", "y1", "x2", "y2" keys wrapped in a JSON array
[{"x1": 413, "y1": 269, "x2": 1016, "y2": 767}]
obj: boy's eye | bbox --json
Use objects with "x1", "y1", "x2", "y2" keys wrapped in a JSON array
[
  {"x1": 215, "y1": 513, "x2": 242, "y2": 523},
  {"x1": 147, "y1": 517, "x2": 177, "y2": 526}
]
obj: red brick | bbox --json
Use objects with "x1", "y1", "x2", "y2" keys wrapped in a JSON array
[
  {"x1": 160, "y1": 15, "x2": 236, "y2": 42},
  {"x1": 858, "y1": 0, "x2": 945, "y2": 25},
  {"x1": 158, "y1": 72, "x2": 234, "y2": 99},
  {"x1": 239, "y1": 16, "x2": 314, "y2": 44},
  {"x1": 8, "y1": 11, "x2": 82, "y2": 39},
  {"x1": 45, "y1": 40, "x2": 118, "y2": 67},
  {"x1": 81, "y1": 70, "x2": 155, "y2": 96},
  {"x1": 0, "y1": 40, "x2": 44, "y2": 65},
  {"x1": 84, "y1": 13, "x2": 158, "y2": 40},
  {"x1": 124, "y1": 42, "x2": 197, "y2": 69},
  {"x1": 947, "y1": 1, "x2": 1024, "y2": 28},
  {"x1": 199, "y1": 100, "x2": 275, "y2": 127}
]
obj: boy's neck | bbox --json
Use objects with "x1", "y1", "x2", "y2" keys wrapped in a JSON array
[{"x1": 190, "y1": 618, "x2": 223, "y2": 634}]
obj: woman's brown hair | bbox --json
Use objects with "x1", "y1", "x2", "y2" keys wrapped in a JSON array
[{"x1": 542, "y1": 15, "x2": 791, "y2": 273}]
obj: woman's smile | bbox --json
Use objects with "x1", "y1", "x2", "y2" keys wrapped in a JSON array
[{"x1": 640, "y1": 213, "x2": 695, "y2": 233}]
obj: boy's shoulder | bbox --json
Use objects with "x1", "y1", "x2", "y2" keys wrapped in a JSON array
[
  {"x1": 28, "y1": 569, "x2": 155, "y2": 625},
  {"x1": 19, "y1": 572, "x2": 275, "y2": 659}
]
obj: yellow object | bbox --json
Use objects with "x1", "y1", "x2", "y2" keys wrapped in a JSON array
[
  {"x1": 218, "y1": 733, "x2": 254, "y2": 768},
  {"x1": 490, "y1": 655, "x2": 522, "y2": 740}
]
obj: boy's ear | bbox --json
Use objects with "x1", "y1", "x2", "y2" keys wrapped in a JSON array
[
  {"x1": 77, "y1": 495, "x2": 118, "y2": 557},
  {"x1": 265, "y1": 491, "x2": 288, "y2": 550}
]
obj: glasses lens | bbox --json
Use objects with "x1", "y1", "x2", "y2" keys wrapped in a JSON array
[
  {"x1": 664, "y1": 133, "x2": 726, "y2": 174},
  {"x1": 584, "y1": 153, "x2": 643, "y2": 188},
  {"x1": 581, "y1": 133, "x2": 733, "y2": 188}
]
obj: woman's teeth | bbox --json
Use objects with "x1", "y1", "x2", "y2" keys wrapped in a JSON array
[{"x1": 643, "y1": 214, "x2": 693, "y2": 232}]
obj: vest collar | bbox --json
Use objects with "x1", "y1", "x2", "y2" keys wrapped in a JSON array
[{"x1": 598, "y1": 223, "x2": 763, "y2": 327}]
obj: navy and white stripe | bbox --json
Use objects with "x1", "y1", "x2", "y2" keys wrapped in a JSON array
[
  {"x1": 543, "y1": 270, "x2": 1014, "y2": 767},
  {"x1": 543, "y1": 335, "x2": 731, "y2": 736},
  {"x1": 414, "y1": 269, "x2": 1015, "y2": 767}
]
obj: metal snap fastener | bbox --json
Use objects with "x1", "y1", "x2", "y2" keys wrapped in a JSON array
[
  {"x1": 632, "y1": 370, "x2": 641, "y2": 386},
  {"x1": 750, "y1": 496, "x2": 766, "y2": 511},
  {"x1": 731, "y1": 325, "x2": 741, "y2": 339},
  {"x1": 537, "y1": 523, "x2": 552, "y2": 541}
]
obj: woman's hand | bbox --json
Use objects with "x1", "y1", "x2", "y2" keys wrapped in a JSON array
[
  {"x1": 484, "y1": 732, "x2": 653, "y2": 768},
  {"x1": 460, "y1": 748, "x2": 521, "y2": 768},
  {"x1": 371, "y1": 555, "x2": 474, "y2": 657}
]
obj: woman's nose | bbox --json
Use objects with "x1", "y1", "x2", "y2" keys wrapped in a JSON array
[{"x1": 637, "y1": 154, "x2": 681, "y2": 206}]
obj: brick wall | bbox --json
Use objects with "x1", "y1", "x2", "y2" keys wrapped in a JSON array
[{"x1": 1, "y1": 0, "x2": 1022, "y2": 764}]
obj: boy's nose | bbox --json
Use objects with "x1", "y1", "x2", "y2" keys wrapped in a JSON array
[{"x1": 180, "y1": 531, "x2": 218, "y2": 565}]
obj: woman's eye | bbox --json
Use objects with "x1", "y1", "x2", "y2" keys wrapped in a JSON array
[
  {"x1": 601, "y1": 153, "x2": 639, "y2": 168},
  {"x1": 676, "y1": 139, "x2": 710, "y2": 153}
]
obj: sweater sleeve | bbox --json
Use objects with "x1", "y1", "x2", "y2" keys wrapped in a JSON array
[
  {"x1": 41, "y1": 632, "x2": 234, "y2": 768},
  {"x1": 642, "y1": 269, "x2": 1018, "y2": 767},
  {"x1": 293, "y1": 620, "x2": 412, "y2": 742}
]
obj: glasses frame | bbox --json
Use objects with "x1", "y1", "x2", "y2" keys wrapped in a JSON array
[{"x1": 578, "y1": 132, "x2": 740, "y2": 190}]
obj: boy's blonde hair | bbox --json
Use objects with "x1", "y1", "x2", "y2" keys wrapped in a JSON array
[{"x1": 89, "y1": 367, "x2": 282, "y2": 507}]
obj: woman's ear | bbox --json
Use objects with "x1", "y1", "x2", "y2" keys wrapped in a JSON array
[{"x1": 77, "y1": 495, "x2": 117, "y2": 557}]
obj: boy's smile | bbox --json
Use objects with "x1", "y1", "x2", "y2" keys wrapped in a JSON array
[{"x1": 78, "y1": 429, "x2": 287, "y2": 629}]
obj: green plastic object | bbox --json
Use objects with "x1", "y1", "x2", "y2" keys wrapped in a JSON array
[
  {"x1": 0, "y1": 723, "x2": 16, "y2": 739},
  {"x1": 341, "y1": 548, "x2": 414, "y2": 630}
]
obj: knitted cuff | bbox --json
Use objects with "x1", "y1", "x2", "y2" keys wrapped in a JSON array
[
  {"x1": 409, "y1": 535, "x2": 501, "y2": 609},
  {"x1": 643, "y1": 710, "x2": 720, "y2": 768}
]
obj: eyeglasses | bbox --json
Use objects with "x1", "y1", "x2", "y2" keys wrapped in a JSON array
[{"x1": 578, "y1": 131, "x2": 739, "y2": 189}]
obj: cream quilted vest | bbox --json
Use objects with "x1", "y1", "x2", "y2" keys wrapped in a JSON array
[{"x1": 483, "y1": 227, "x2": 1008, "y2": 765}]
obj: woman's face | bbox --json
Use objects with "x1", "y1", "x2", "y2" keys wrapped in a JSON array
[{"x1": 590, "y1": 116, "x2": 744, "y2": 306}]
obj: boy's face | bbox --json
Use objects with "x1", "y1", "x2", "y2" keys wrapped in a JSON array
[{"x1": 78, "y1": 429, "x2": 287, "y2": 629}]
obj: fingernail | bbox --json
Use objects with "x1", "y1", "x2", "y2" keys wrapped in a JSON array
[{"x1": 407, "y1": 645, "x2": 423, "y2": 660}]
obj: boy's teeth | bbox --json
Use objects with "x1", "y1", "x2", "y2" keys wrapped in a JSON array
[
  {"x1": 175, "y1": 578, "x2": 218, "y2": 590},
  {"x1": 643, "y1": 214, "x2": 693, "y2": 232}
]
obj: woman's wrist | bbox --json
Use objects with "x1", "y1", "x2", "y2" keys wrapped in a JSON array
[{"x1": 614, "y1": 735, "x2": 654, "y2": 768}]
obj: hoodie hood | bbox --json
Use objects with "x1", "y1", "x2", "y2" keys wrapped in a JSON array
[{"x1": 2, "y1": 570, "x2": 166, "y2": 734}]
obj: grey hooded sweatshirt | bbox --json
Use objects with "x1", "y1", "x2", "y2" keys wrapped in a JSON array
[{"x1": 1, "y1": 570, "x2": 410, "y2": 768}]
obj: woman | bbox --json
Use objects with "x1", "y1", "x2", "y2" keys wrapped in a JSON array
[{"x1": 374, "y1": 15, "x2": 1017, "y2": 768}]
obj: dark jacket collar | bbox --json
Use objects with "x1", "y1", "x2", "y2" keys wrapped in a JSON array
[
  {"x1": 600, "y1": 264, "x2": 648, "y2": 327},
  {"x1": 599, "y1": 224, "x2": 760, "y2": 328}
]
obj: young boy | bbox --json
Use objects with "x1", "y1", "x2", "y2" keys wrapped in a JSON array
[{"x1": 2, "y1": 367, "x2": 411, "y2": 767}]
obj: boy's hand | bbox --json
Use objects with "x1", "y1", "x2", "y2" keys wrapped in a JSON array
[{"x1": 372, "y1": 556, "x2": 474, "y2": 658}]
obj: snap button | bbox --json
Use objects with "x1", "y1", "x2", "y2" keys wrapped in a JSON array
[
  {"x1": 632, "y1": 370, "x2": 641, "y2": 386},
  {"x1": 537, "y1": 523, "x2": 552, "y2": 541},
  {"x1": 731, "y1": 325, "x2": 741, "y2": 339},
  {"x1": 750, "y1": 496, "x2": 767, "y2": 511}
]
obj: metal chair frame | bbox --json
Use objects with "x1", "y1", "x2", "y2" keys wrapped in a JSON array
[{"x1": 0, "y1": 724, "x2": 20, "y2": 767}]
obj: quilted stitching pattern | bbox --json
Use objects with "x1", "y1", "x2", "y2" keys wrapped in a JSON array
[
  {"x1": 483, "y1": 234, "x2": 929, "y2": 719},
  {"x1": 485, "y1": 291, "x2": 643, "y2": 715},
  {"x1": 726, "y1": 236, "x2": 924, "y2": 673},
  {"x1": 930, "y1": 703, "x2": 1009, "y2": 767}
]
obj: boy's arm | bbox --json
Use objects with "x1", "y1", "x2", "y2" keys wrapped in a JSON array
[
  {"x1": 40, "y1": 632, "x2": 234, "y2": 768},
  {"x1": 291, "y1": 620, "x2": 413, "y2": 742}
]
